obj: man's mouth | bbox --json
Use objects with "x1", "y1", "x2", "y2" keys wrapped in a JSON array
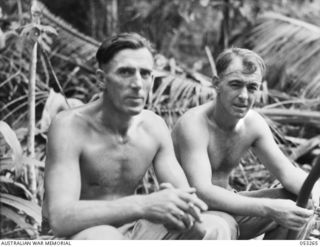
[
  {"x1": 233, "y1": 104, "x2": 247, "y2": 108},
  {"x1": 126, "y1": 96, "x2": 144, "y2": 104},
  {"x1": 232, "y1": 104, "x2": 249, "y2": 113},
  {"x1": 127, "y1": 95, "x2": 144, "y2": 100}
]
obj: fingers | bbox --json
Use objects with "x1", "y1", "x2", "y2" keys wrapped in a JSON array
[
  {"x1": 165, "y1": 213, "x2": 189, "y2": 232},
  {"x1": 179, "y1": 192, "x2": 208, "y2": 212},
  {"x1": 169, "y1": 205, "x2": 196, "y2": 230},
  {"x1": 170, "y1": 208, "x2": 185, "y2": 220},
  {"x1": 158, "y1": 183, "x2": 207, "y2": 225},
  {"x1": 160, "y1": 183, "x2": 174, "y2": 190},
  {"x1": 159, "y1": 183, "x2": 208, "y2": 212},
  {"x1": 290, "y1": 215, "x2": 311, "y2": 226},
  {"x1": 168, "y1": 210, "x2": 195, "y2": 231},
  {"x1": 188, "y1": 202, "x2": 202, "y2": 222},
  {"x1": 181, "y1": 213, "x2": 194, "y2": 230},
  {"x1": 286, "y1": 218, "x2": 310, "y2": 231},
  {"x1": 294, "y1": 207, "x2": 314, "y2": 218}
]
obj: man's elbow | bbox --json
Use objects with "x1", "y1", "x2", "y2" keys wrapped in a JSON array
[{"x1": 48, "y1": 208, "x2": 73, "y2": 237}]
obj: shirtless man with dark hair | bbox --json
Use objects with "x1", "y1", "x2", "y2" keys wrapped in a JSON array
[
  {"x1": 172, "y1": 48, "x2": 319, "y2": 239},
  {"x1": 42, "y1": 32, "x2": 230, "y2": 240}
]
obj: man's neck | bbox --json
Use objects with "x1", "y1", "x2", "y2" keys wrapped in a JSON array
[
  {"x1": 98, "y1": 97, "x2": 137, "y2": 137},
  {"x1": 210, "y1": 101, "x2": 240, "y2": 132}
]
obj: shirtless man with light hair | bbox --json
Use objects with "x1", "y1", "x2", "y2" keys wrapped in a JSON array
[
  {"x1": 42, "y1": 32, "x2": 233, "y2": 240},
  {"x1": 172, "y1": 48, "x2": 319, "y2": 239}
]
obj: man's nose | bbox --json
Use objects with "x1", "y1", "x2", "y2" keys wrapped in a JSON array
[
  {"x1": 238, "y1": 87, "x2": 248, "y2": 100},
  {"x1": 130, "y1": 71, "x2": 143, "y2": 89}
]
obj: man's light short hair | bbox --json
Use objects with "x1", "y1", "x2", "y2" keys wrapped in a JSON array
[{"x1": 216, "y1": 48, "x2": 266, "y2": 79}]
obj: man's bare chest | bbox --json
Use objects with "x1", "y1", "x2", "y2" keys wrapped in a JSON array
[
  {"x1": 207, "y1": 130, "x2": 252, "y2": 172},
  {"x1": 78, "y1": 133, "x2": 158, "y2": 192}
]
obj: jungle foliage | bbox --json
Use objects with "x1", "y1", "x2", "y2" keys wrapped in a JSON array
[{"x1": 0, "y1": 0, "x2": 320, "y2": 239}]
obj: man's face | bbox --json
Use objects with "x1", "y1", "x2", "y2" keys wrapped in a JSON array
[
  {"x1": 99, "y1": 48, "x2": 154, "y2": 115},
  {"x1": 216, "y1": 57, "x2": 262, "y2": 119}
]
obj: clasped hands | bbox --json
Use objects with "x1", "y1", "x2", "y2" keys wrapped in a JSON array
[{"x1": 144, "y1": 182, "x2": 208, "y2": 232}]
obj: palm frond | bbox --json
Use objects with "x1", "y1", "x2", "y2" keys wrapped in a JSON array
[
  {"x1": 303, "y1": 74, "x2": 320, "y2": 99},
  {"x1": 0, "y1": 206, "x2": 37, "y2": 238},
  {"x1": 0, "y1": 121, "x2": 23, "y2": 170},
  {"x1": 0, "y1": 193, "x2": 41, "y2": 225},
  {"x1": 258, "y1": 108, "x2": 320, "y2": 129},
  {"x1": 38, "y1": 1, "x2": 100, "y2": 65},
  {"x1": 150, "y1": 74, "x2": 215, "y2": 110},
  {"x1": 148, "y1": 74, "x2": 215, "y2": 127},
  {"x1": 246, "y1": 12, "x2": 320, "y2": 97}
]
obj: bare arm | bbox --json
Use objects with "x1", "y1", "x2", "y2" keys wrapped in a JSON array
[
  {"x1": 251, "y1": 112, "x2": 308, "y2": 196},
  {"x1": 152, "y1": 116, "x2": 193, "y2": 189},
  {"x1": 172, "y1": 112, "x2": 312, "y2": 230}
]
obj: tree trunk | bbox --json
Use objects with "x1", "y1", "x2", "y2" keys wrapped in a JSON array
[
  {"x1": 27, "y1": 0, "x2": 40, "y2": 198},
  {"x1": 221, "y1": 0, "x2": 230, "y2": 49},
  {"x1": 105, "y1": 0, "x2": 118, "y2": 36}
]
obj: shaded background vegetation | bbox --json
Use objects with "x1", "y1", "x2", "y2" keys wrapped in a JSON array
[{"x1": 0, "y1": 0, "x2": 320, "y2": 239}]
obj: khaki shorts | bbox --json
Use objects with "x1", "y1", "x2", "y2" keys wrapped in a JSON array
[
  {"x1": 42, "y1": 217, "x2": 203, "y2": 240},
  {"x1": 118, "y1": 220, "x2": 180, "y2": 240}
]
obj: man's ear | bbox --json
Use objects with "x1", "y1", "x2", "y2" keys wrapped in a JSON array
[
  {"x1": 212, "y1": 76, "x2": 220, "y2": 89},
  {"x1": 96, "y1": 69, "x2": 104, "y2": 81}
]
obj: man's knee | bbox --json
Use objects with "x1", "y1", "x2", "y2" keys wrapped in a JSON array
[
  {"x1": 194, "y1": 211, "x2": 238, "y2": 240},
  {"x1": 70, "y1": 225, "x2": 125, "y2": 240}
]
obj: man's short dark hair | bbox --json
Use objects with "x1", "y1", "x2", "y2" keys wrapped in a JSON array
[
  {"x1": 216, "y1": 48, "x2": 266, "y2": 78},
  {"x1": 96, "y1": 32, "x2": 154, "y2": 68}
]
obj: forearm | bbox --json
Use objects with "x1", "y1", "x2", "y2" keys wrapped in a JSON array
[
  {"x1": 48, "y1": 195, "x2": 145, "y2": 237},
  {"x1": 197, "y1": 185, "x2": 272, "y2": 217},
  {"x1": 280, "y1": 166, "x2": 308, "y2": 196},
  {"x1": 155, "y1": 162, "x2": 191, "y2": 190}
]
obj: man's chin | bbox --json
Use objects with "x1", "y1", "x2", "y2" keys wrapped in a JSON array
[
  {"x1": 232, "y1": 109, "x2": 248, "y2": 119},
  {"x1": 126, "y1": 106, "x2": 144, "y2": 115}
]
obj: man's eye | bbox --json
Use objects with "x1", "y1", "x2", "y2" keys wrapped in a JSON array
[
  {"x1": 141, "y1": 70, "x2": 151, "y2": 79},
  {"x1": 118, "y1": 68, "x2": 134, "y2": 76},
  {"x1": 248, "y1": 85, "x2": 259, "y2": 92},
  {"x1": 229, "y1": 81, "x2": 241, "y2": 88}
]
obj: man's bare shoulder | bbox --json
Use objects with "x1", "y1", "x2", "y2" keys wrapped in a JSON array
[
  {"x1": 243, "y1": 109, "x2": 271, "y2": 138},
  {"x1": 48, "y1": 103, "x2": 94, "y2": 137},
  {"x1": 174, "y1": 103, "x2": 210, "y2": 131},
  {"x1": 139, "y1": 109, "x2": 169, "y2": 132},
  {"x1": 172, "y1": 103, "x2": 211, "y2": 144},
  {"x1": 244, "y1": 110, "x2": 269, "y2": 127}
]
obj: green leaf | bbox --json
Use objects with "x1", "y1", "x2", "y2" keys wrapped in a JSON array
[{"x1": 0, "y1": 193, "x2": 41, "y2": 224}]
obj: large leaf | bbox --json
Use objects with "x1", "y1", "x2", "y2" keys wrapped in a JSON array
[
  {"x1": 0, "y1": 121, "x2": 23, "y2": 170},
  {"x1": 37, "y1": 1, "x2": 100, "y2": 66},
  {"x1": 258, "y1": 108, "x2": 320, "y2": 129},
  {"x1": 150, "y1": 74, "x2": 215, "y2": 110},
  {"x1": 0, "y1": 205, "x2": 37, "y2": 238},
  {"x1": 246, "y1": 12, "x2": 320, "y2": 97},
  {"x1": 0, "y1": 176, "x2": 34, "y2": 200},
  {"x1": 0, "y1": 193, "x2": 41, "y2": 224},
  {"x1": 303, "y1": 74, "x2": 320, "y2": 99},
  {"x1": 39, "y1": 89, "x2": 84, "y2": 133}
]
